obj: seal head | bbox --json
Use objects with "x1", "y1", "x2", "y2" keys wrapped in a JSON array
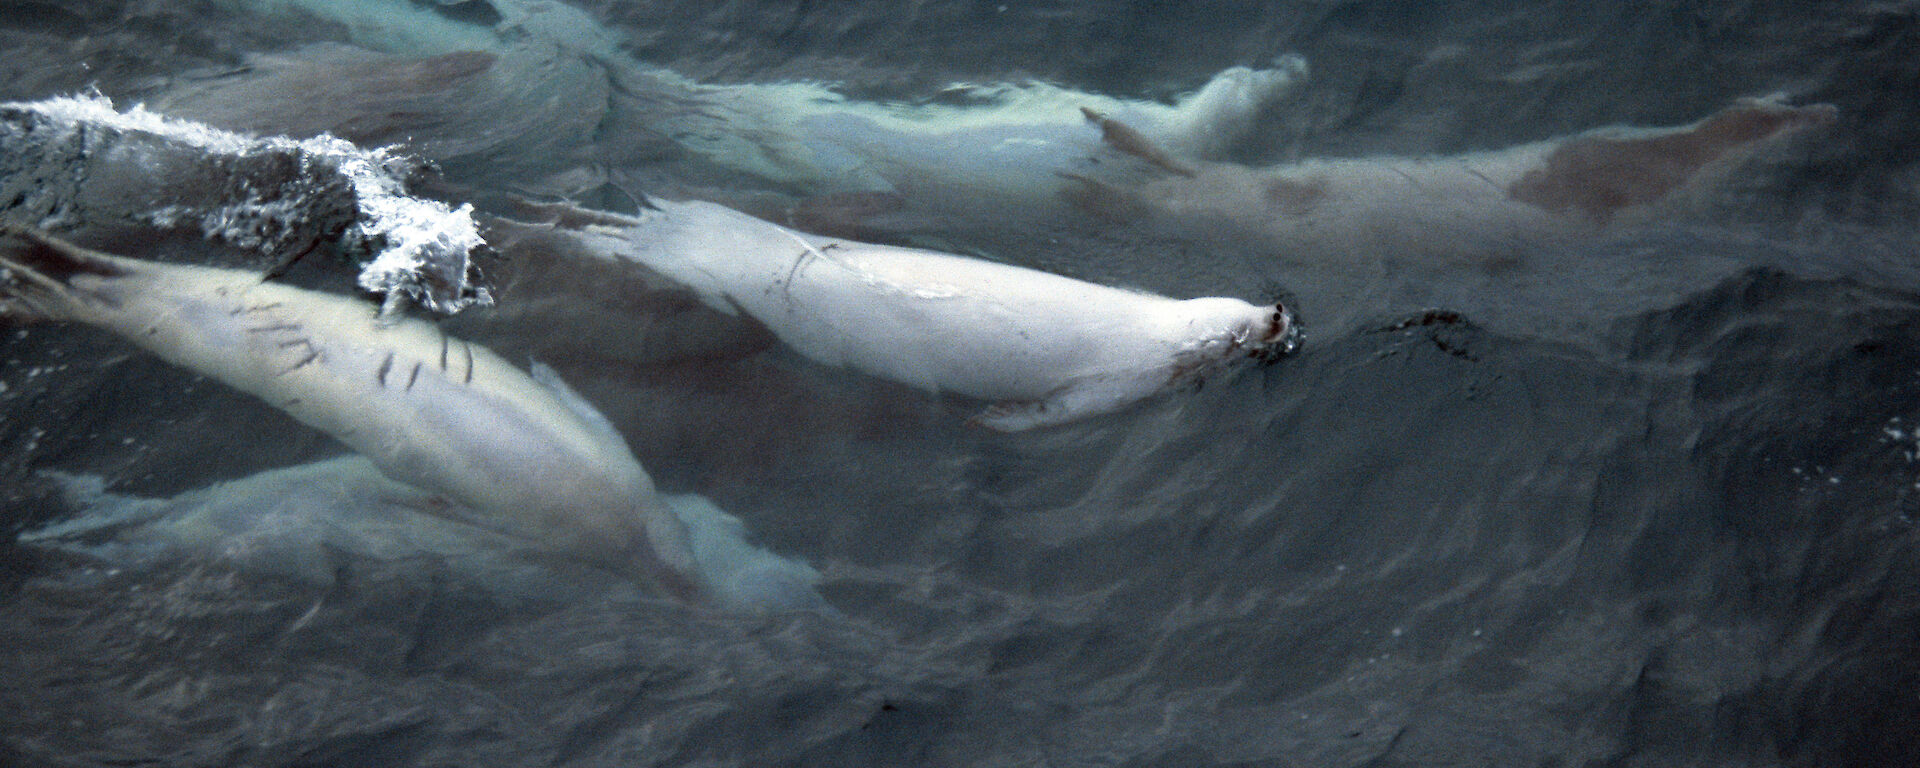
[{"x1": 1250, "y1": 301, "x2": 1302, "y2": 363}]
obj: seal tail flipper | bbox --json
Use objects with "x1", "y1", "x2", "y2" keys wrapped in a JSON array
[
  {"x1": 18, "y1": 471, "x2": 177, "y2": 570},
  {"x1": 0, "y1": 227, "x2": 133, "y2": 323},
  {"x1": 972, "y1": 393, "x2": 1134, "y2": 431},
  {"x1": 26, "y1": 471, "x2": 171, "y2": 540}
]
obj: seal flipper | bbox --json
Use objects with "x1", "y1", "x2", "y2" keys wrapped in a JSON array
[
  {"x1": 973, "y1": 400, "x2": 1065, "y2": 431},
  {"x1": 974, "y1": 378, "x2": 1154, "y2": 431},
  {"x1": 1081, "y1": 106, "x2": 1197, "y2": 178},
  {"x1": 26, "y1": 472, "x2": 172, "y2": 545},
  {"x1": 18, "y1": 471, "x2": 184, "y2": 575},
  {"x1": 0, "y1": 227, "x2": 133, "y2": 322}
]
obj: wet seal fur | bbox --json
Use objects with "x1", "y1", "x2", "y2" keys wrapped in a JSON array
[
  {"x1": 0, "y1": 226, "x2": 819, "y2": 609},
  {"x1": 523, "y1": 199, "x2": 1302, "y2": 430}
]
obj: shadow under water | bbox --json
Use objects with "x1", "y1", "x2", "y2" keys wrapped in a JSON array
[{"x1": 0, "y1": 1, "x2": 1917, "y2": 766}]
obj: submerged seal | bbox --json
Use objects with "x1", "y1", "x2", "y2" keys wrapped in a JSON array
[{"x1": 0, "y1": 227, "x2": 819, "y2": 609}]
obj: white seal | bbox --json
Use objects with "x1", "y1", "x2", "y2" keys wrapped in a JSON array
[
  {"x1": 528, "y1": 199, "x2": 1300, "y2": 430},
  {"x1": 154, "y1": 4, "x2": 1307, "y2": 224},
  {"x1": 0, "y1": 227, "x2": 819, "y2": 609}
]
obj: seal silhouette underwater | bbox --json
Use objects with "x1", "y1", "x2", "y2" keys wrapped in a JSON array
[
  {"x1": 147, "y1": 2, "x2": 1831, "y2": 267},
  {"x1": 1055, "y1": 98, "x2": 1838, "y2": 262},
  {"x1": 0, "y1": 227, "x2": 821, "y2": 610}
]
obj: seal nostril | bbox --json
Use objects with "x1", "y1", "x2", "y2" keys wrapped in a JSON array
[{"x1": 1257, "y1": 302, "x2": 1303, "y2": 361}]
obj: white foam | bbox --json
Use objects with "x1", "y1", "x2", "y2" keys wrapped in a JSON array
[{"x1": 6, "y1": 93, "x2": 490, "y2": 314}]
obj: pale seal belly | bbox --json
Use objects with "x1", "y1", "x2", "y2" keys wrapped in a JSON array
[{"x1": 539, "y1": 199, "x2": 1300, "y2": 430}]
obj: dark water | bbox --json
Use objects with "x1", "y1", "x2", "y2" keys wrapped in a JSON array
[{"x1": 2, "y1": 1, "x2": 1918, "y2": 766}]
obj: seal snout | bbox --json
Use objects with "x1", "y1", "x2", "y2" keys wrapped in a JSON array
[{"x1": 1249, "y1": 301, "x2": 1302, "y2": 364}]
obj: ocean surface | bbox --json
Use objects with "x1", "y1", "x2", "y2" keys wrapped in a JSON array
[{"x1": 2, "y1": 1, "x2": 1918, "y2": 766}]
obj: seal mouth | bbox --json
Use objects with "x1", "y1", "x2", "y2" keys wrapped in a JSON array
[{"x1": 1248, "y1": 301, "x2": 1302, "y2": 364}]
